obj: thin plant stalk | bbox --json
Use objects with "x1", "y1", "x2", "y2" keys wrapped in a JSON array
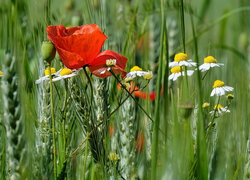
[
  {"x1": 190, "y1": 7, "x2": 208, "y2": 179},
  {"x1": 48, "y1": 64, "x2": 57, "y2": 180},
  {"x1": 179, "y1": 0, "x2": 186, "y2": 53},
  {"x1": 151, "y1": 0, "x2": 165, "y2": 178},
  {"x1": 206, "y1": 96, "x2": 221, "y2": 138}
]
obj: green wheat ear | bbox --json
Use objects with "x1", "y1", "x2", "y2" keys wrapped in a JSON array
[
  {"x1": 35, "y1": 67, "x2": 53, "y2": 179},
  {"x1": 2, "y1": 53, "x2": 26, "y2": 179}
]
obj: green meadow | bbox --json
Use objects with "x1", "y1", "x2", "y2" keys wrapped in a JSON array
[{"x1": 0, "y1": 0, "x2": 249, "y2": 179}]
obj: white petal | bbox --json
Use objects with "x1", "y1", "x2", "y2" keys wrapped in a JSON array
[
  {"x1": 218, "y1": 87, "x2": 225, "y2": 96},
  {"x1": 179, "y1": 61, "x2": 190, "y2": 67},
  {"x1": 173, "y1": 73, "x2": 181, "y2": 81},
  {"x1": 35, "y1": 76, "x2": 49, "y2": 84},
  {"x1": 210, "y1": 89, "x2": 216, "y2": 96},
  {"x1": 223, "y1": 86, "x2": 234, "y2": 92},
  {"x1": 189, "y1": 62, "x2": 197, "y2": 67},
  {"x1": 210, "y1": 63, "x2": 219, "y2": 67},
  {"x1": 52, "y1": 77, "x2": 63, "y2": 82},
  {"x1": 187, "y1": 70, "x2": 194, "y2": 76},
  {"x1": 168, "y1": 73, "x2": 174, "y2": 80},
  {"x1": 169, "y1": 61, "x2": 178, "y2": 68}
]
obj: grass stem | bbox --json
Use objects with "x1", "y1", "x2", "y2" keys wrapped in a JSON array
[{"x1": 48, "y1": 64, "x2": 57, "y2": 180}]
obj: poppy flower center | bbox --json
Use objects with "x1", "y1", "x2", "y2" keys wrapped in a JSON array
[
  {"x1": 106, "y1": 59, "x2": 116, "y2": 67},
  {"x1": 60, "y1": 68, "x2": 72, "y2": 76},
  {"x1": 204, "y1": 56, "x2": 217, "y2": 63},
  {"x1": 130, "y1": 66, "x2": 142, "y2": 72},
  {"x1": 214, "y1": 104, "x2": 223, "y2": 109},
  {"x1": 213, "y1": 80, "x2": 224, "y2": 88},
  {"x1": 44, "y1": 67, "x2": 56, "y2": 76},
  {"x1": 171, "y1": 66, "x2": 183, "y2": 73},
  {"x1": 174, "y1": 53, "x2": 188, "y2": 62}
]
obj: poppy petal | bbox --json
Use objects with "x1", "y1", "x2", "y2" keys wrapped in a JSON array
[
  {"x1": 88, "y1": 50, "x2": 128, "y2": 78},
  {"x1": 55, "y1": 46, "x2": 86, "y2": 69},
  {"x1": 47, "y1": 24, "x2": 107, "y2": 69}
]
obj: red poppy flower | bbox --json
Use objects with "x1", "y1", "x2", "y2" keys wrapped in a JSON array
[
  {"x1": 47, "y1": 24, "x2": 107, "y2": 69},
  {"x1": 88, "y1": 50, "x2": 128, "y2": 78}
]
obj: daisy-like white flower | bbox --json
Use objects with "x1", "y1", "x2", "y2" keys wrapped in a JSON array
[
  {"x1": 210, "y1": 104, "x2": 230, "y2": 115},
  {"x1": 125, "y1": 66, "x2": 153, "y2": 81},
  {"x1": 169, "y1": 53, "x2": 196, "y2": 68},
  {"x1": 35, "y1": 67, "x2": 57, "y2": 84},
  {"x1": 210, "y1": 80, "x2": 233, "y2": 96},
  {"x1": 199, "y1": 56, "x2": 224, "y2": 72},
  {"x1": 168, "y1": 66, "x2": 194, "y2": 81},
  {"x1": 0, "y1": 71, "x2": 3, "y2": 77},
  {"x1": 35, "y1": 68, "x2": 81, "y2": 84},
  {"x1": 52, "y1": 68, "x2": 81, "y2": 82}
]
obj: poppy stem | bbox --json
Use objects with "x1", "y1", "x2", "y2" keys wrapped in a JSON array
[
  {"x1": 109, "y1": 69, "x2": 154, "y2": 122},
  {"x1": 48, "y1": 64, "x2": 57, "y2": 180}
]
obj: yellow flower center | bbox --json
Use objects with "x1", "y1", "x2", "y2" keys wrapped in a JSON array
[
  {"x1": 202, "y1": 103, "x2": 210, "y2": 108},
  {"x1": 60, "y1": 68, "x2": 72, "y2": 76},
  {"x1": 130, "y1": 66, "x2": 142, "y2": 72},
  {"x1": 214, "y1": 104, "x2": 223, "y2": 109},
  {"x1": 213, "y1": 80, "x2": 225, "y2": 88},
  {"x1": 106, "y1": 59, "x2": 116, "y2": 67},
  {"x1": 204, "y1": 56, "x2": 217, "y2": 63},
  {"x1": 0, "y1": 71, "x2": 3, "y2": 76},
  {"x1": 174, "y1": 53, "x2": 188, "y2": 62},
  {"x1": 44, "y1": 67, "x2": 56, "y2": 76},
  {"x1": 171, "y1": 66, "x2": 183, "y2": 73},
  {"x1": 144, "y1": 72, "x2": 153, "y2": 80}
]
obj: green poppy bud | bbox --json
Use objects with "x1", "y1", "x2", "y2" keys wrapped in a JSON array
[{"x1": 41, "y1": 41, "x2": 56, "y2": 64}]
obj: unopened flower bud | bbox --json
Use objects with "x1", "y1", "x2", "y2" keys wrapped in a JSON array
[
  {"x1": 41, "y1": 41, "x2": 56, "y2": 64},
  {"x1": 227, "y1": 94, "x2": 234, "y2": 100},
  {"x1": 202, "y1": 102, "x2": 210, "y2": 108}
]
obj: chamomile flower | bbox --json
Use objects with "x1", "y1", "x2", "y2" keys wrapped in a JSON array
[
  {"x1": 0, "y1": 71, "x2": 3, "y2": 77},
  {"x1": 52, "y1": 68, "x2": 81, "y2": 82},
  {"x1": 35, "y1": 67, "x2": 57, "y2": 84},
  {"x1": 35, "y1": 67, "x2": 81, "y2": 84},
  {"x1": 125, "y1": 66, "x2": 153, "y2": 81},
  {"x1": 169, "y1": 53, "x2": 196, "y2": 68},
  {"x1": 210, "y1": 80, "x2": 234, "y2": 96},
  {"x1": 168, "y1": 66, "x2": 194, "y2": 81},
  {"x1": 210, "y1": 104, "x2": 230, "y2": 115},
  {"x1": 198, "y1": 56, "x2": 224, "y2": 72}
]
